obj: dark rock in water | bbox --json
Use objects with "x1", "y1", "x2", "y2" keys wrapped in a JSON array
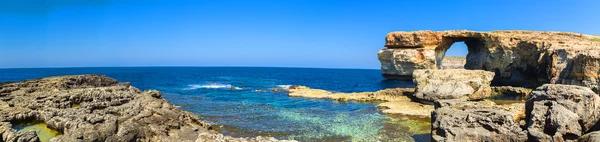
[
  {"x1": 431, "y1": 99, "x2": 527, "y2": 142},
  {"x1": 0, "y1": 75, "x2": 292, "y2": 142},
  {"x1": 525, "y1": 84, "x2": 600, "y2": 142},
  {"x1": 490, "y1": 86, "x2": 532, "y2": 100}
]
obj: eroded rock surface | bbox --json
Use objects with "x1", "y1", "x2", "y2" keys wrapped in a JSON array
[
  {"x1": 431, "y1": 99, "x2": 527, "y2": 142},
  {"x1": 525, "y1": 84, "x2": 600, "y2": 142},
  {"x1": 288, "y1": 86, "x2": 433, "y2": 117},
  {"x1": 413, "y1": 69, "x2": 495, "y2": 101},
  {"x1": 0, "y1": 75, "x2": 293, "y2": 142},
  {"x1": 491, "y1": 86, "x2": 532, "y2": 100},
  {"x1": 379, "y1": 30, "x2": 600, "y2": 92},
  {"x1": 578, "y1": 131, "x2": 600, "y2": 142}
]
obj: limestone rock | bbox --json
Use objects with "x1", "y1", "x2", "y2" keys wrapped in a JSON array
[
  {"x1": 525, "y1": 84, "x2": 600, "y2": 142},
  {"x1": 0, "y1": 75, "x2": 293, "y2": 142},
  {"x1": 377, "y1": 101, "x2": 434, "y2": 117},
  {"x1": 379, "y1": 30, "x2": 600, "y2": 92},
  {"x1": 431, "y1": 99, "x2": 527, "y2": 142},
  {"x1": 288, "y1": 85, "x2": 414, "y2": 102},
  {"x1": 441, "y1": 56, "x2": 466, "y2": 69},
  {"x1": 578, "y1": 131, "x2": 600, "y2": 142},
  {"x1": 412, "y1": 69, "x2": 495, "y2": 101},
  {"x1": 288, "y1": 86, "x2": 433, "y2": 117}
]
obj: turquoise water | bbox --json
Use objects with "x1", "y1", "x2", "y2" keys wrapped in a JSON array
[{"x1": 0, "y1": 67, "x2": 429, "y2": 141}]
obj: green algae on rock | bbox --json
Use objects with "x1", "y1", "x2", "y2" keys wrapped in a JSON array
[{"x1": 16, "y1": 123, "x2": 61, "y2": 142}]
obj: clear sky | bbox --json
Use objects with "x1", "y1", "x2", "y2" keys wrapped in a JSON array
[{"x1": 1, "y1": 0, "x2": 599, "y2": 69}]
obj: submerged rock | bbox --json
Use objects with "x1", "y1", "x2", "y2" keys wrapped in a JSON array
[
  {"x1": 525, "y1": 84, "x2": 600, "y2": 141},
  {"x1": 378, "y1": 30, "x2": 600, "y2": 93},
  {"x1": 412, "y1": 69, "x2": 495, "y2": 101},
  {"x1": 377, "y1": 101, "x2": 434, "y2": 117},
  {"x1": 431, "y1": 99, "x2": 527, "y2": 142},
  {"x1": 0, "y1": 75, "x2": 293, "y2": 142}
]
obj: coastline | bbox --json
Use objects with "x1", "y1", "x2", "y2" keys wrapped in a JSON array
[{"x1": 0, "y1": 75, "x2": 294, "y2": 142}]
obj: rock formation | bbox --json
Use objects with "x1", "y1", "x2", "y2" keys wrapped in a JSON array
[
  {"x1": 412, "y1": 69, "x2": 495, "y2": 101},
  {"x1": 0, "y1": 75, "x2": 292, "y2": 142},
  {"x1": 378, "y1": 30, "x2": 600, "y2": 92},
  {"x1": 287, "y1": 86, "x2": 433, "y2": 117},
  {"x1": 431, "y1": 83, "x2": 600, "y2": 141},
  {"x1": 431, "y1": 100, "x2": 527, "y2": 142},
  {"x1": 525, "y1": 84, "x2": 600, "y2": 141}
]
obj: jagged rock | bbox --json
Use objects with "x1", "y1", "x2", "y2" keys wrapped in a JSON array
[
  {"x1": 0, "y1": 75, "x2": 294, "y2": 142},
  {"x1": 578, "y1": 131, "x2": 600, "y2": 142},
  {"x1": 525, "y1": 84, "x2": 600, "y2": 142},
  {"x1": 378, "y1": 30, "x2": 600, "y2": 92},
  {"x1": 412, "y1": 69, "x2": 495, "y2": 101},
  {"x1": 431, "y1": 99, "x2": 527, "y2": 142},
  {"x1": 288, "y1": 86, "x2": 433, "y2": 117}
]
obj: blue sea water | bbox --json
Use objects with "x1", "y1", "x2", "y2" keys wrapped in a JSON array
[{"x1": 0, "y1": 67, "x2": 430, "y2": 141}]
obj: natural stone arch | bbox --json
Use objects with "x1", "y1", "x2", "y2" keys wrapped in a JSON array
[
  {"x1": 378, "y1": 30, "x2": 600, "y2": 92},
  {"x1": 434, "y1": 37, "x2": 488, "y2": 70}
]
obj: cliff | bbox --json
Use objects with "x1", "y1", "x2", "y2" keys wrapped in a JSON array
[{"x1": 378, "y1": 30, "x2": 600, "y2": 92}]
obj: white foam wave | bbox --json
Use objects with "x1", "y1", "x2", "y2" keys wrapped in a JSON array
[
  {"x1": 185, "y1": 83, "x2": 238, "y2": 90},
  {"x1": 276, "y1": 85, "x2": 293, "y2": 89}
]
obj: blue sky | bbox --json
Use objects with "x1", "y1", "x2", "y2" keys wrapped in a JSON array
[{"x1": 1, "y1": 0, "x2": 599, "y2": 69}]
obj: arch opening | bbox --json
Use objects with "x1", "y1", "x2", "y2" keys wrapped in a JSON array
[{"x1": 435, "y1": 38, "x2": 487, "y2": 70}]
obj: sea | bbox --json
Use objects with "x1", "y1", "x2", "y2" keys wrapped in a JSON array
[{"x1": 0, "y1": 67, "x2": 430, "y2": 142}]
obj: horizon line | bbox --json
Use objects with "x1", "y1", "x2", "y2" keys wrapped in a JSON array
[{"x1": 0, "y1": 65, "x2": 381, "y2": 70}]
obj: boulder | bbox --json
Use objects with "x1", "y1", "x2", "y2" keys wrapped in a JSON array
[
  {"x1": 431, "y1": 99, "x2": 527, "y2": 141},
  {"x1": 379, "y1": 30, "x2": 600, "y2": 93},
  {"x1": 412, "y1": 69, "x2": 495, "y2": 101},
  {"x1": 525, "y1": 84, "x2": 600, "y2": 141}
]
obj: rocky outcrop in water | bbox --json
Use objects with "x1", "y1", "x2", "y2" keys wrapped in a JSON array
[
  {"x1": 413, "y1": 69, "x2": 495, "y2": 101},
  {"x1": 378, "y1": 30, "x2": 600, "y2": 92},
  {"x1": 287, "y1": 86, "x2": 434, "y2": 117},
  {"x1": 0, "y1": 75, "x2": 292, "y2": 142},
  {"x1": 491, "y1": 86, "x2": 532, "y2": 100}
]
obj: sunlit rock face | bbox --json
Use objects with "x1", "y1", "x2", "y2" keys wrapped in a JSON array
[{"x1": 378, "y1": 30, "x2": 600, "y2": 92}]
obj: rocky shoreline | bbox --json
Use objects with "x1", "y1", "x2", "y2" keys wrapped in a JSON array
[
  {"x1": 287, "y1": 68, "x2": 600, "y2": 141},
  {"x1": 0, "y1": 75, "x2": 293, "y2": 142}
]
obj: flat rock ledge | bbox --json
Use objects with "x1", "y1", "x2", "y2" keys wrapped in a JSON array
[
  {"x1": 287, "y1": 86, "x2": 434, "y2": 117},
  {"x1": 0, "y1": 75, "x2": 294, "y2": 142}
]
